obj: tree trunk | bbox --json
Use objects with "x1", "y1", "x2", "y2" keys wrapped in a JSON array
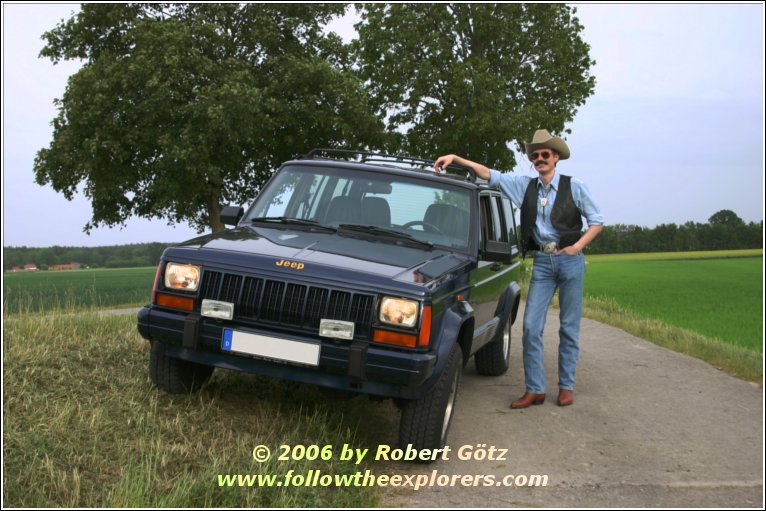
[{"x1": 207, "y1": 198, "x2": 225, "y2": 233}]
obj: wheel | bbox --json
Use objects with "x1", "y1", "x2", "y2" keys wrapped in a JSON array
[
  {"x1": 402, "y1": 220, "x2": 443, "y2": 234},
  {"x1": 399, "y1": 343, "x2": 463, "y2": 455},
  {"x1": 474, "y1": 317, "x2": 511, "y2": 376},
  {"x1": 150, "y1": 342, "x2": 214, "y2": 394}
]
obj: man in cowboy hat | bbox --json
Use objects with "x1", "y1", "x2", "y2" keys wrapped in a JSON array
[{"x1": 434, "y1": 129, "x2": 604, "y2": 408}]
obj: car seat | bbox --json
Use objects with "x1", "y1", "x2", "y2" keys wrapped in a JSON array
[
  {"x1": 325, "y1": 196, "x2": 361, "y2": 225},
  {"x1": 361, "y1": 197, "x2": 391, "y2": 227},
  {"x1": 424, "y1": 203, "x2": 469, "y2": 239}
]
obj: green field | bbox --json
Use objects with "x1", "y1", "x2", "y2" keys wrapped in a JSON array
[
  {"x1": 584, "y1": 253, "x2": 763, "y2": 352},
  {"x1": 3, "y1": 267, "x2": 157, "y2": 314}
]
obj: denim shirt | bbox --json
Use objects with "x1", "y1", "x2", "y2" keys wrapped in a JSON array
[{"x1": 488, "y1": 169, "x2": 604, "y2": 246}]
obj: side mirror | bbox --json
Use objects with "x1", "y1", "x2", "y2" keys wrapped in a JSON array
[
  {"x1": 220, "y1": 206, "x2": 244, "y2": 226},
  {"x1": 482, "y1": 239, "x2": 513, "y2": 263}
]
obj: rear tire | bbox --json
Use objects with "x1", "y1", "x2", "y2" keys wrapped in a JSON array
[
  {"x1": 150, "y1": 342, "x2": 214, "y2": 394},
  {"x1": 399, "y1": 343, "x2": 463, "y2": 456},
  {"x1": 474, "y1": 318, "x2": 511, "y2": 376}
]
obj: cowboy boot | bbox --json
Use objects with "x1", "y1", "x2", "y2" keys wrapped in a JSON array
[
  {"x1": 557, "y1": 389, "x2": 574, "y2": 407},
  {"x1": 510, "y1": 392, "x2": 546, "y2": 409}
]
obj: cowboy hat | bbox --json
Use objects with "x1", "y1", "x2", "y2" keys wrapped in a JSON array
[{"x1": 524, "y1": 129, "x2": 570, "y2": 160}]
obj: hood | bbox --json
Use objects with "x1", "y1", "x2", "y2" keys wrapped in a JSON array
[{"x1": 171, "y1": 226, "x2": 468, "y2": 285}]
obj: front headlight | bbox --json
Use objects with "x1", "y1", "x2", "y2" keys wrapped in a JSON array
[
  {"x1": 379, "y1": 297, "x2": 420, "y2": 328},
  {"x1": 164, "y1": 263, "x2": 201, "y2": 292}
]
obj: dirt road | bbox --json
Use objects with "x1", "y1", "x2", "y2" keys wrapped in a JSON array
[{"x1": 382, "y1": 303, "x2": 763, "y2": 508}]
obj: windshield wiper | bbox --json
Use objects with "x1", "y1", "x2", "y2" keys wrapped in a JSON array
[
  {"x1": 337, "y1": 224, "x2": 434, "y2": 250},
  {"x1": 250, "y1": 217, "x2": 337, "y2": 232}
]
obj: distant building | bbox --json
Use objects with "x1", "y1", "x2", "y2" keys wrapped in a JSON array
[
  {"x1": 23, "y1": 264, "x2": 38, "y2": 271},
  {"x1": 50, "y1": 263, "x2": 82, "y2": 271}
]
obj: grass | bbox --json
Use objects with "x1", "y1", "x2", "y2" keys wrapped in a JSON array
[
  {"x1": 3, "y1": 267, "x2": 157, "y2": 314},
  {"x1": 3, "y1": 311, "x2": 396, "y2": 507},
  {"x1": 584, "y1": 257, "x2": 762, "y2": 352}
]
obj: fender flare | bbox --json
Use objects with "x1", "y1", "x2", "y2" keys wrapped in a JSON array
[
  {"x1": 495, "y1": 281, "x2": 522, "y2": 325},
  {"x1": 419, "y1": 303, "x2": 473, "y2": 394}
]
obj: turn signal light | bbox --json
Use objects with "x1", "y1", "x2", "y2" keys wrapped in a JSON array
[
  {"x1": 373, "y1": 329, "x2": 418, "y2": 348},
  {"x1": 418, "y1": 305, "x2": 432, "y2": 347},
  {"x1": 155, "y1": 293, "x2": 195, "y2": 311},
  {"x1": 151, "y1": 264, "x2": 162, "y2": 303}
]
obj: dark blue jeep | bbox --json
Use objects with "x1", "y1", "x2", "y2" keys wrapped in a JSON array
[{"x1": 138, "y1": 150, "x2": 521, "y2": 455}]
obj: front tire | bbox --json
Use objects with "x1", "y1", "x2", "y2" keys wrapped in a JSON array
[
  {"x1": 150, "y1": 342, "x2": 214, "y2": 394},
  {"x1": 399, "y1": 343, "x2": 463, "y2": 455},
  {"x1": 474, "y1": 318, "x2": 511, "y2": 376}
]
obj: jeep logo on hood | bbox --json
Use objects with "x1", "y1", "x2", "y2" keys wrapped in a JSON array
[{"x1": 275, "y1": 259, "x2": 305, "y2": 270}]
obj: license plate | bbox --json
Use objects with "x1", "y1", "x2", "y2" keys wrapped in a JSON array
[{"x1": 222, "y1": 329, "x2": 320, "y2": 367}]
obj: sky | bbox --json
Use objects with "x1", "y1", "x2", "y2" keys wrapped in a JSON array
[{"x1": 2, "y1": 3, "x2": 764, "y2": 248}]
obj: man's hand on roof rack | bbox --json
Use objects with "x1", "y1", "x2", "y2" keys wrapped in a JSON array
[
  {"x1": 434, "y1": 154, "x2": 489, "y2": 181},
  {"x1": 433, "y1": 155, "x2": 456, "y2": 172}
]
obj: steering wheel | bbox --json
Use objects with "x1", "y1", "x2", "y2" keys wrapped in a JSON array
[{"x1": 402, "y1": 220, "x2": 444, "y2": 234}]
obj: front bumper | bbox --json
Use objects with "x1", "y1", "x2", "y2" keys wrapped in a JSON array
[{"x1": 137, "y1": 306, "x2": 437, "y2": 399}]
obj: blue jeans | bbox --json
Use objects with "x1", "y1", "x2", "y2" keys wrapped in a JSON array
[{"x1": 522, "y1": 252, "x2": 586, "y2": 394}]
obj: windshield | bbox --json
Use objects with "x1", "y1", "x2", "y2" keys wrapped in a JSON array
[{"x1": 247, "y1": 165, "x2": 473, "y2": 251}]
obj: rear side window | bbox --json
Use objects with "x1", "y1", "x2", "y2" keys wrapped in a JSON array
[
  {"x1": 480, "y1": 193, "x2": 506, "y2": 242},
  {"x1": 501, "y1": 196, "x2": 517, "y2": 241}
]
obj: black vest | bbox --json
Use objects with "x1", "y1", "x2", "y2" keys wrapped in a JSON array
[{"x1": 520, "y1": 174, "x2": 583, "y2": 256}]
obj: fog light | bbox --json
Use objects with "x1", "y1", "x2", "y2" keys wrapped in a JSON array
[
  {"x1": 201, "y1": 299, "x2": 234, "y2": 320},
  {"x1": 319, "y1": 319, "x2": 355, "y2": 340}
]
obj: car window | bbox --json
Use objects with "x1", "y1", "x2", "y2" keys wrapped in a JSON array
[
  {"x1": 501, "y1": 196, "x2": 516, "y2": 240},
  {"x1": 493, "y1": 196, "x2": 508, "y2": 242},
  {"x1": 480, "y1": 193, "x2": 511, "y2": 243},
  {"x1": 249, "y1": 166, "x2": 473, "y2": 251},
  {"x1": 365, "y1": 184, "x2": 469, "y2": 226},
  {"x1": 480, "y1": 195, "x2": 492, "y2": 241}
]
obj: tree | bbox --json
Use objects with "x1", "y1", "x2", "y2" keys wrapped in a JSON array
[
  {"x1": 653, "y1": 223, "x2": 678, "y2": 252},
  {"x1": 35, "y1": 4, "x2": 384, "y2": 234},
  {"x1": 708, "y1": 209, "x2": 745, "y2": 226},
  {"x1": 353, "y1": 4, "x2": 596, "y2": 168}
]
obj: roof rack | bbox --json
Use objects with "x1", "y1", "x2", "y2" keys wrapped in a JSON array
[{"x1": 300, "y1": 148, "x2": 477, "y2": 183}]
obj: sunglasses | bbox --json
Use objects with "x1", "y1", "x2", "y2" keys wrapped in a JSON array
[{"x1": 530, "y1": 151, "x2": 553, "y2": 161}]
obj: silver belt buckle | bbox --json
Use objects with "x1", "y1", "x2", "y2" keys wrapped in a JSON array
[{"x1": 542, "y1": 241, "x2": 558, "y2": 254}]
